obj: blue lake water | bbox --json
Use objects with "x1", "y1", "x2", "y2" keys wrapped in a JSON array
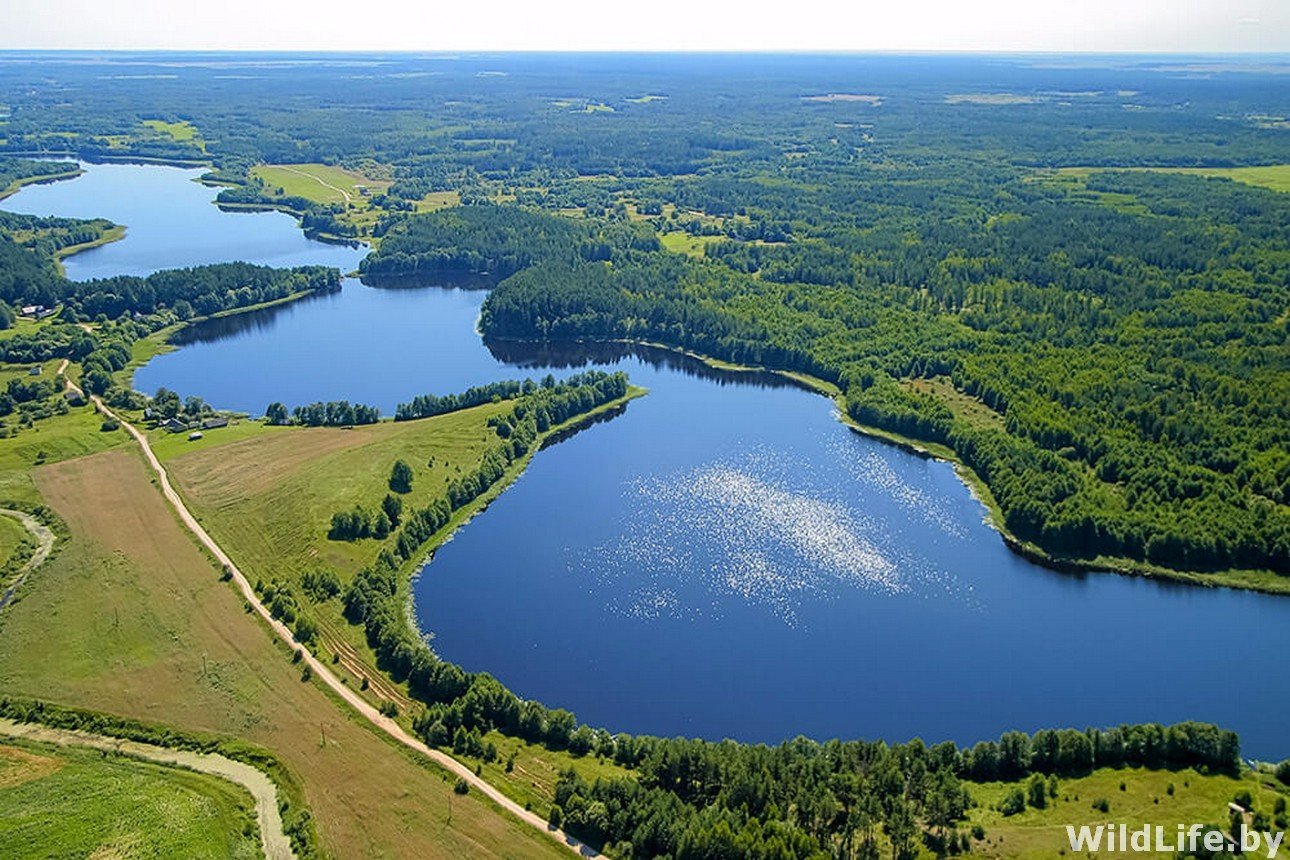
[{"x1": 6, "y1": 162, "x2": 1287, "y2": 758}]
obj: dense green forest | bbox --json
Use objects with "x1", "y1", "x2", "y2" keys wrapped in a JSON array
[
  {"x1": 380, "y1": 178, "x2": 1287, "y2": 577},
  {"x1": 0, "y1": 54, "x2": 1284, "y2": 576},
  {"x1": 360, "y1": 204, "x2": 658, "y2": 280}
]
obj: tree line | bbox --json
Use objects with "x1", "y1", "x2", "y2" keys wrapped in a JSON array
[
  {"x1": 544, "y1": 722, "x2": 1239, "y2": 859},
  {"x1": 263, "y1": 399, "x2": 381, "y2": 428},
  {"x1": 0, "y1": 228, "x2": 340, "y2": 326},
  {"x1": 332, "y1": 372, "x2": 627, "y2": 546}
]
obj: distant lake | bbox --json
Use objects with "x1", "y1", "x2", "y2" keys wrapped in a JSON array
[{"x1": 6, "y1": 162, "x2": 1287, "y2": 759}]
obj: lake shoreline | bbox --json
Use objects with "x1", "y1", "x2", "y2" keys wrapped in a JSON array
[
  {"x1": 52, "y1": 224, "x2": 128, "y2": 276},
  {"x1": 400, "y1": 387, "x2": 649, "y2": 656},
  {"x1": 118, "y1": 285, "x2": 346, "y2": 396},
  {"x1": 485, "y1": 334, "x2": 1290, "y2": 598},
  {"x1": 0, "y1": 165, "x2": 85, "y2": 203}
]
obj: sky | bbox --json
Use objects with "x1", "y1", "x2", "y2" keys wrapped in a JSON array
[{"x1": 1, "y1": 0, "x2": 1286, "y2": 53}]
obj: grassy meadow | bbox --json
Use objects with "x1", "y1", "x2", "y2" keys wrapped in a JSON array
[
  {"x1": 250, "y1": 163, "x2": 390, "y2": 205},
  {"x1": 0, "y1": 406, "x2": 127, "y2": 505},
  {"x1": 659, "y1": 229, "x2": 721, "y2": 258},
  {"x1": 964, "y1": 766, "x2": 1290, "y2": 858},
  {"x1": 0, "y1": 445, "x2": 571, "y2": 858},
  {"x1": 0, "y1": 736, "x2": 259, "y2": 859},
  {"x1": 141, "y1": 119, "x2": 201, "y2": 143},
  {"x1": 159, "y1": 391, "x2": 648, "y2": 810},
  {"x1": 159, "y1": 402, "x2": 518, "y2": 580},
  {"x1": 1056, "y1": 164, "x2": 1290, "y2": 195}
]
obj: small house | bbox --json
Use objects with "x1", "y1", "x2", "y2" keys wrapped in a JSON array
[
  {"x1": 187, "y1": 431, "x2": 204, "y2": 441},
  {"x1": 160, "y1": 417, "x2": 189, "y2": 433},
  {"x1": 27, "y1": 366, "x2": 41, "y2": 376},
  {"x1": 200, "y1": 416, "x2": 230, "y2": 430}
]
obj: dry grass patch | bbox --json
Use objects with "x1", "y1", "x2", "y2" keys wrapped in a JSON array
[{"x1": 0, "y1": 744, "x2": 62, "y2": 789}]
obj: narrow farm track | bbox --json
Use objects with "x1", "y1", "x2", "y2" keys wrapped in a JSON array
[
  {"x1": 275, "y1": 165, "x2": 352, "y2": 203},
  {"x1": 0, "y1": 717, "x2": 295, "y2": 860},
  {"x1": 0, "y1": 508, "x2": 55, "y2": 613},
  {"x1": 87, "y1": 394, "x2": 599, "y2": 858}
]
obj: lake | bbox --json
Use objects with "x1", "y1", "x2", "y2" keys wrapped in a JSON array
[{"x1": 6, "y1": 161, "x2": 1287, "y2": 758}]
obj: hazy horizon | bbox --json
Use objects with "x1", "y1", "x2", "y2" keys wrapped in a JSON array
[{"x1": 3, "y1": 0, "x2": 1286, "y2": 54}]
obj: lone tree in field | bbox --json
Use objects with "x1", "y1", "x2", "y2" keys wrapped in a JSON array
[
  {"x1": 389, "y1": 459, "x2": 414, "y2": 493},
  {"x1": 265, "y1": 402, "x2": 289, "y2": 425}
]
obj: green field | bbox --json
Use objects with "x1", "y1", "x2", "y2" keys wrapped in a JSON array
[
  {"x1": 907, "y1": 375, "x2": 1007, "y2": 431},
  {"x1": 1058, "y1": 164, "x2": 1290, "y2": 194},
  {"x1": 141, "y1": 119, "x2": 199, "y2": 142},
  {"x1": 475, "y1": 731, "x2": 630, "y2": 819},
  {"x1": 965, "y1": 766, "x2": 1290, "y2": 858},
  {"x1": 0, "y1": 737, "x2": 259, "y2": 859},
  {"x1": 415, "y1": 189, "x2": 461, "y2": 212},
  {"x1": 0, "y1": 318, "x2": 54, "y2": 343},
  {"x1": 159, "y1": 390, "x2": 648, "y2": 814},
  {"x1": 161, "y1": 403, "x2": 518, "y2": 579},
  {"x1": 250, "y1": 162, "x2": 391, "y2": 206},
  {"x1": 245, "y1": 162, "x2": 402, "y2": 238},
  {"x1": 0, "y1": 407, "x2": 127, "y2": 505},
  {"x1": 659, "y1": 229, "x2": 721, "y2": 258}
]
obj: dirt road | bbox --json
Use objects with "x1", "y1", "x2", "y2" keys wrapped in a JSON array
[
  {"x1": 0, "y1": 507, "x2": 56, "y2": 613},
  {"x1": 276, "y1": 165, "x2": 352, "y2": 203},
  {"x1": 88, "y1": 395, "x2": 598, "y2": 857},
  {"x1": 0, "y1": 717, "x2": 295, "y2": 860}
]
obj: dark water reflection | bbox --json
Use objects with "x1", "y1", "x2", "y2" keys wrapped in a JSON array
[
  {"x1": 485, "y1": 337, "x2": 800, "y2": 389},
  {"x1": 170, "y1": 286, "x2": 343, "y2": 346}
]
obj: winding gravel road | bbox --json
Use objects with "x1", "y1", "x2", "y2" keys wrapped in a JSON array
[{"x1": 0, "y1": 717, "x2": 295, "y2": 859}]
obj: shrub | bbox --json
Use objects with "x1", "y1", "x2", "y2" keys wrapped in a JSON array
[
  {"x1": 1000, "y1": 787, "x2": 1026, "y2": 817},
  {"x1": 453, "y1": 777, "x2": 469, "y2": 795},
  {"x1": 1027, "y1": 774, "x2": 1047, "y2": 809}
]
